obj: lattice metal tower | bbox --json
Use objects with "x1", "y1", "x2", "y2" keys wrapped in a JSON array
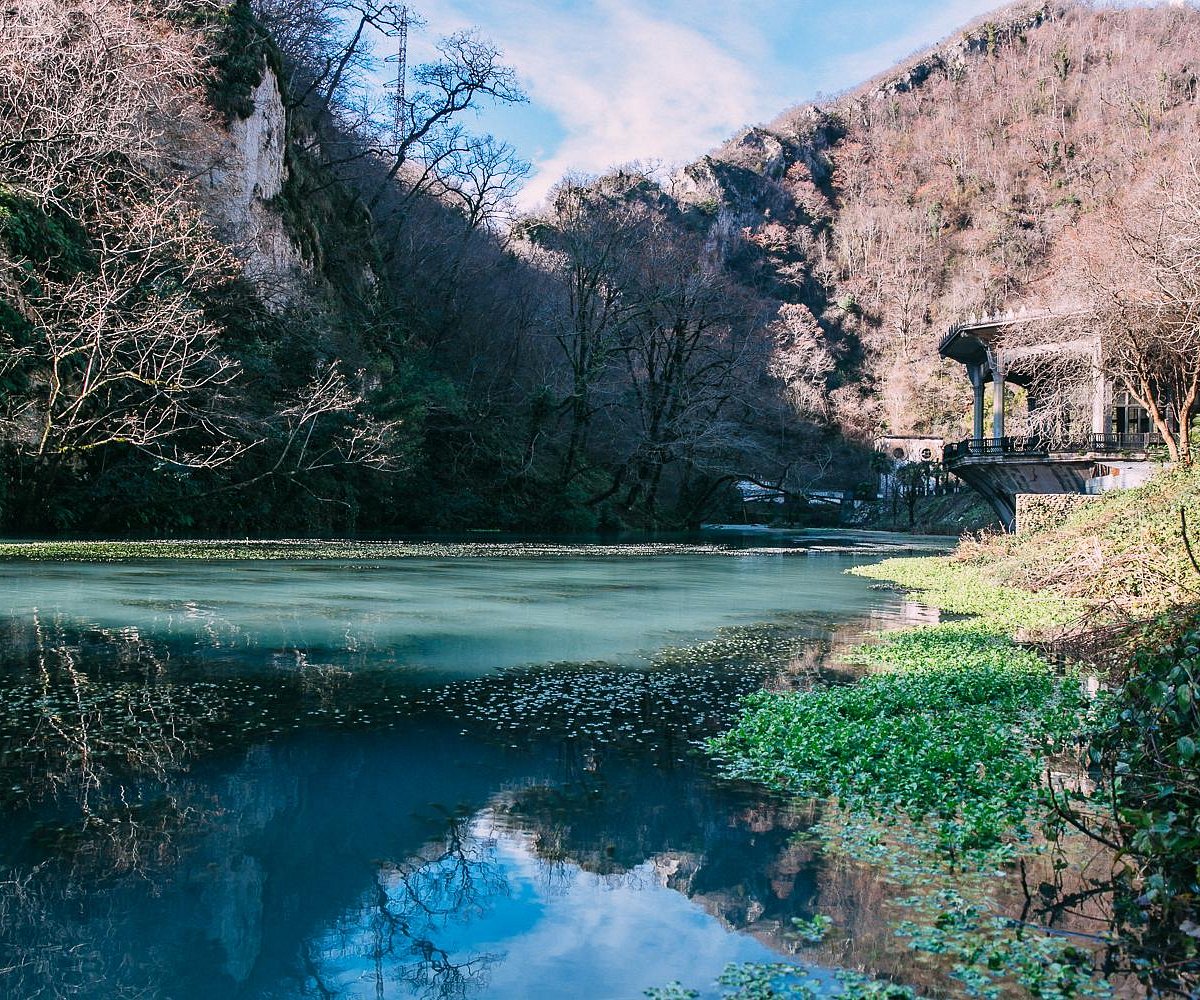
[{"x1": 392, "y1": 5, "x2": 408, "y2": 141}]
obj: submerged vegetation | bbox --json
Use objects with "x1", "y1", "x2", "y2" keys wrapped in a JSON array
[
  {"x1": 0, "y1": 539, "x2": 743, "y2": 562},
  {"x1": 0, "y1": 535, "x2": 943, "y2": 562}
]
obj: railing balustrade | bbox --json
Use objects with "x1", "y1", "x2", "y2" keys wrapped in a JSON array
[{"x1": 943, "y1": 432, "x2": 1164, "y2": 463}]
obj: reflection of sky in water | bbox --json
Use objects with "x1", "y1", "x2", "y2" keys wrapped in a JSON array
[
  {"x1": 0, "y1": 548, "x2": 947, "y2": 998},
  {"x1": 308, "y1": 810, "x2": 829, "y2": 1000},
  {"x1": 0, "y1": 554, "x2": 915, "y2": 677}
]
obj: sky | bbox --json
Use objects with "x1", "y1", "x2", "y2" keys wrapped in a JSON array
[{"x1": 399, "y1": 0, "x2": 1007, "y2": 209}]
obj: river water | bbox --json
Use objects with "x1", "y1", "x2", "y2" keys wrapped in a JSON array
[{"x1": 0, "y1": 536, "x2": 949, "y2": 999}]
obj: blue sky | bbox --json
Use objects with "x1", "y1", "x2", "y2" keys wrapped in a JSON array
[{"x1": 404, "y1": 0, "x2": 1005, "y2": 207}]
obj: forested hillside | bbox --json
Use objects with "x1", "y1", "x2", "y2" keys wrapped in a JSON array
[
  {"x1": 1, "y1": 0, "x2": 1197, "y2": 536},
  {"x1": 675, "y1": 0, "x2": 1200, "y2": 440},
  {"x1": 0, "y1": 0, "x2": 860, "y2": 535}
]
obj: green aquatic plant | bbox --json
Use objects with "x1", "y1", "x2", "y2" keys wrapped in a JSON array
[
  {"x1": 1050, "y1": 616, "x2": 1200, "y2": 992},
  {"x1": 646, "y1": 962, "x2": 921, "y2": 999},
  {"x1": 710, "y1": 623, "x2": 1092, "y2": 853},
  {"x1": 704, "y1": 551, "x2": 1127, "y2": 997},
  {"x1": 893, "y1": 889, "x2": 1113, "y2": 999},
  {"x1": 0, "y1": 539, "x2": 736, "y2": 562},
  {"x1": 0, "y1": 537, "x2": 938, "y2": 563},
  {"x1": 789, "y1": 913, "x2": 832, "y2": 944}
]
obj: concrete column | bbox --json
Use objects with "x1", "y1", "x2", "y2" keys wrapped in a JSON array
[
  {"x1": 992, "y1": 371, "x2": 1005, "y2": 441},
  {"x1": 970, "y1": 366, "x2": 985, "y2": 442},
  {"x1": 1091, "y1": 366, "x2": 1108, "y2": 436}
]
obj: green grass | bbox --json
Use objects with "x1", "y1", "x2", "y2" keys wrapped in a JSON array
[
  {"x1": 958, "y1": 463, "x2": 1200, "y2": 616},
  {"x1": 850, "y1": 556, "x2": 1082, "y2": 634}
]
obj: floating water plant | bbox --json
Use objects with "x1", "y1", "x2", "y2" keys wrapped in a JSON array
[{"x1": 710, "y1": 622, "x2": 1093, "y2": 854}]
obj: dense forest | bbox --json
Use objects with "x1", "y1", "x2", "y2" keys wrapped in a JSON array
[{"x1": 1, "y1": 0, "x2": 1198, "y2": 535}]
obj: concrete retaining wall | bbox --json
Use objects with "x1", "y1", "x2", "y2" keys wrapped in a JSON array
[{"x1": 1014, "y1": 493, "x2": 1109, "y2": 534}]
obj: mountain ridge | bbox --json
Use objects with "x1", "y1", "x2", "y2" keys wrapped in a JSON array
[{"x1": 656, "y1": 0, "x2": 1200, "y2": 439}]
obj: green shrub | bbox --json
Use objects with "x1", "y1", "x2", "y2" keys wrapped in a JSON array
[
  {"x1": 1056, "y1": 616, "x2": 1200, "y2": 990},
  {"x1": 183, "y1": 0, "x2": 279, "y2": 121},
  {"x1": 0, "y1": 186, "x2": 92, "y2": 276}
]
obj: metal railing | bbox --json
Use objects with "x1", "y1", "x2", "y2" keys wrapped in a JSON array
[
  {"x1": 938, "y1": 326, "x2": 963, "y2": 353},
  {"x1": 943, "y1": 432, "x2": 1164, "y2": 463},
  {"x1": 1088, "y1": 432, "x2": 1163, "y2": 451}
]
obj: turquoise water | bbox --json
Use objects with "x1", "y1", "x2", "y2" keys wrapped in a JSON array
[
  {"x1": 0, "y1": 542, "x2": 942, "y2": 999},
  {"x1": 0, "y1": 549, "x2": 925, "y2": 675}
]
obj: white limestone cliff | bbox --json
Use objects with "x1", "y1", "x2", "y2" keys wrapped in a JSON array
[{"x1": 203, "y1": 67, "x2": 304, "y2": 308}]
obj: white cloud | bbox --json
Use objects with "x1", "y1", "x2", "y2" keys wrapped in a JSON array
[
  {"x1": 418, "y1": 0, "x2": 788, "y2": 209},
  {"x1": 407, "y1": 0, "x2": 1036, "y2": 212}
]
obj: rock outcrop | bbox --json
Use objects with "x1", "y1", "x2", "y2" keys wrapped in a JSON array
[
  {"x1": 203, "y1": 67, "x2": 304, "y2": 307},
  {"x1": 866, "y1": 2, "x2": 1061, "y2": 100}
]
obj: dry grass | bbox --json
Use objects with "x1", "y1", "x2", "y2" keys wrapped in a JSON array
[{"x1": 953, "y1": 465, "x2": 1200, "y2": 617}]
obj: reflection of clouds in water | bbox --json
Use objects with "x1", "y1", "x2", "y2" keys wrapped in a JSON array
[
  {"x1": 306, "y1": 814, "x2": 509, "y2": 999},
  {"x1": 300, "y1": 805, "x2": 812, "y2": 1000},
  {"x1": 464, "y1": 810, "x2": 811, "y2": 1000}
]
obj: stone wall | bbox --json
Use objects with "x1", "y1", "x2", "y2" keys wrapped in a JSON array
[{"x1": 1014, "y1": 493, "x2": 1109, "y2": 534}]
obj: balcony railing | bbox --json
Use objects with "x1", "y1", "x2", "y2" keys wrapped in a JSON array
[
  {"x1": 944, "y1": 432, "x2": 1164, "y2": 463},
  {"x1": 937, "y1": 326, "x2": 963, "y2": 353},
  {"x1": 1088, "y1": 432, "x2": 1163, "y2": 451}
]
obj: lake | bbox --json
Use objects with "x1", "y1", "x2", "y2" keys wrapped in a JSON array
[{"x1": 0, "y1": 536, "x2": 949, "y2": 999}]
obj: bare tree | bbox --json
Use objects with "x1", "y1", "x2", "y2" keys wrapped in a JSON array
[
  {"x1": 768, "y1": 303, "x2": 837, "y2": 420},
  {"x1": 0, "y1": 0, "x2": 411, "y2": 515},
  {"x1": 268, "y1": 364, "x2": 408, "y2": 475},
  {"x1": 520, "y1": 179, "x2": 650, "y2": 487},
  {"x1": 432, "y1": 134, "x2": 530, "y2": 234},
  {"x1": 615, "y1": 216, "x2": 759, "y2": 521},
  {"x1": 1079, "y1": 155, "x2": 1200, "y2": 464},
  {"x1": 371, "y1": 29, "x2": 525, "y2": 205},
  {"x1": 0, "y1": 197, "x2": 252, "y2": 477},
  {"x1": 0, "y1": 0, "x2": 216, "y2": 210},
  {"x1": 253, "y1": 0, "x2": 528, "y2": 244}
]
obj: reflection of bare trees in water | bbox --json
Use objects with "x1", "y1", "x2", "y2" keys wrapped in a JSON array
[
  {"x1": 304, "y1": 815, "x2": 506, "y2": 1000},
  {"x1": 0, "y1": 615, "x2": 233, "y2": 998},
  {"x1": 0, "y1": 862, "x2": 166, "y2": 999},
  {"x1": 0, "y1": 613, "x2": 230, "y2": 876},
  {"x1": 11, "y1": 615, "x2": 181, "y2": 796}
]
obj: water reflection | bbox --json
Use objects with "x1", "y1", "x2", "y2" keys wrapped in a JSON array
[{"x1": 0, "y1": 549, "x2": 953, "y2": 999}]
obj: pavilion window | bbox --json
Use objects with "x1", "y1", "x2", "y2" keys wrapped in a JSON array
[{"x1": 1113, "y1": 392, "x2": 1152, "y2": 435}]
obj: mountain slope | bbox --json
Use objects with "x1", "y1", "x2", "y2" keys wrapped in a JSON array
[{"x1": 671, "y1": 0, "x2": 1200, "y2": 439}]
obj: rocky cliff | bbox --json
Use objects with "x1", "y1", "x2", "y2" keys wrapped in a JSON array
[
  {"x1": 662, "y1": 0, "x2": 1200, "y2": 440},
  {"x1": 202, "y1": 66, "x2": 305, "y2": 307}
]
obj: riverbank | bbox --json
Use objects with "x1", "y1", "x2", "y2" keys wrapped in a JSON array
[
  {"x1": 955, "y1": 464, "x2": 1200, "y2": 617},
  {"x1": 689, "y1": 469, "x2": 1200, "y2": 997},
  {"x1": 847, "y1": 490, "x2": 999, "y2": 536}
]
